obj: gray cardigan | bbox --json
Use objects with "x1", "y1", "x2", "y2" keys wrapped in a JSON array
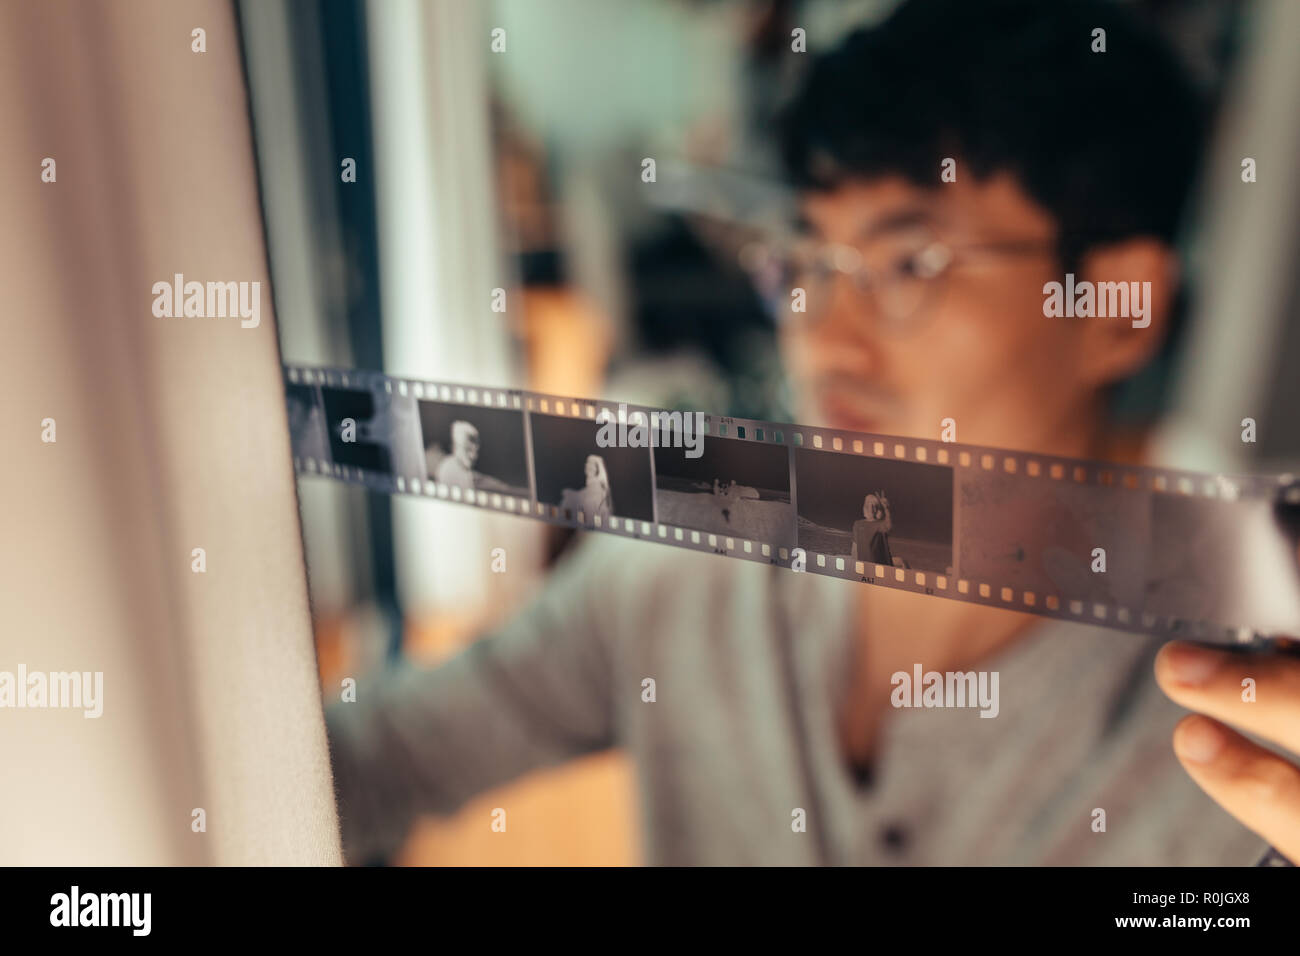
[{"x1": 325, "y1": 533, "x2": 1265, "y2": 865}]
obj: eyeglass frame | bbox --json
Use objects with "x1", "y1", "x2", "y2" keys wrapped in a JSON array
[{"x1": 740, "y1": 231, "x2": 1060, "y2": 334}]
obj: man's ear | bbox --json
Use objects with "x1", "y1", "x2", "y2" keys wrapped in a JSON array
[{"x1": 1073, "y1": 237, "x2": 1179, "y2": 388}]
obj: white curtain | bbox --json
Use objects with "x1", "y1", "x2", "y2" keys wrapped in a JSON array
[{"x1": 0, "y1": 0, "x2": 340, "y2": 865}]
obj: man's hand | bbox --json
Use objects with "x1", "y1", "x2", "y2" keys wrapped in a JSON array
[{"x1": 1155, "y1": 637, "x2": 1300, "y2": 862}]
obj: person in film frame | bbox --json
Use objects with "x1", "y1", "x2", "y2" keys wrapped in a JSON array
[
  {"x1": 851, "y1": 490, "x2": 905, "y2": 570},
  {"x1": 561, "y1": 453, "x2": 615, "y2": 521}
]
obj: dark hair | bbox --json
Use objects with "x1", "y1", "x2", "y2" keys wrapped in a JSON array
[{"x1": 777, "y1": 0, "x2": 1209, "y2": 416}]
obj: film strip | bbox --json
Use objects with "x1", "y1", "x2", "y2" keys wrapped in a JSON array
[{"x1": 285, "y1": 364, "x2": 1300, "y2": 647}]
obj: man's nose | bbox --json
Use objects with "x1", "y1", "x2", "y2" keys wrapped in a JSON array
[{"x1": 804, "y1": 276, "x2": 885, "y2": 367}]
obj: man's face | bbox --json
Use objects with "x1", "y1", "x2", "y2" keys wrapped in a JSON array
[{"x1": 781, "y1": 173, "x2": 1099, "y2": 453}]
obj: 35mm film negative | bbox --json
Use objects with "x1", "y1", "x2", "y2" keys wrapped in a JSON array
[{"x1": 285, "y1": 364, "x2": 1300, "y2": 647}]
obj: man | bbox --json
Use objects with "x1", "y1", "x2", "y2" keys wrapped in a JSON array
[
  {"x1": 434, "y1": 420, "x2": 480, "y2": 490},
  {"x1": 326, "y1": 0, "x2": 1297, "y2": 864}
]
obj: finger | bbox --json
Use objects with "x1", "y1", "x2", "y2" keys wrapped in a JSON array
[
  {"x1": 1172, "y1": 715, "x2": 1300, "y2": 862},
  {"x1": 1155, "y1": 641, "x2": 1300, "y2": 753}
]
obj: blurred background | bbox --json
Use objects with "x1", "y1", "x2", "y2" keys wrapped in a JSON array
[{"x1": 240, "y1": 0, "x2": 1300, "y2": 864}]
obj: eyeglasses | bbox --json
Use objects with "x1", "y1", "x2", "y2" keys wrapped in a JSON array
[{"x1": 739, "y1": 229, "x2": 1057, "y2": 335}]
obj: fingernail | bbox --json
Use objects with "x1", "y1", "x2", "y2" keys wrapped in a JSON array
[
  {"x1": 1162, "y1": 643, "x2": 1222, "y2": 685},
  {"x1": 1177, "y1": 718, "x2": 1225, "y2": 763}
]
